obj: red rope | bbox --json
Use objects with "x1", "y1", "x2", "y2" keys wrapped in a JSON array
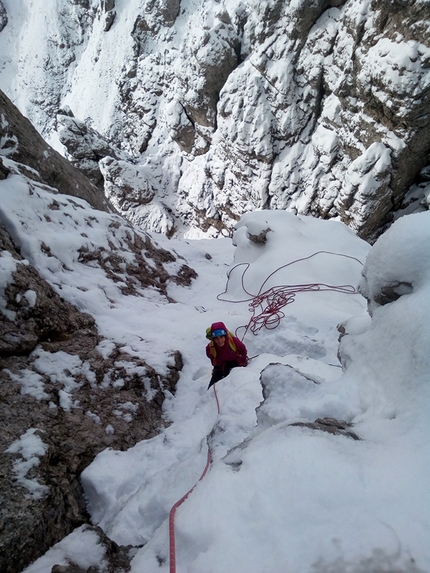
[
  {"x1": 216, "y1": 250, "x2": 363, "y2": 339},
  {"x1": 169, "y1": 447, "x2": 211, "y2": 572},
  {"x1": 213, "y1": 382, "x2": 221, "y2": 415},
  {"x1": 169, "y1": 386, "x2": 220, "y2": 572},
  {"x1": 244, "y1": 282, "x2": 357, "y2": 336}
]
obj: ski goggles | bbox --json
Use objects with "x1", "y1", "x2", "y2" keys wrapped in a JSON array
[{"x1": 212, "y1": 329, "x2": 227, "y2": 338}]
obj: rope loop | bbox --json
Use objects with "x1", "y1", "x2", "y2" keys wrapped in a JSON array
[{"x1": 217, "y1": 250, "x2": 363, "y2": 340}]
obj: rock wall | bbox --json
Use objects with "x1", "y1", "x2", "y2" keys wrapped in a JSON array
[
  {"x1": 0, "y1": 92, "x2": 197, "y2": 573},
  {"x1": 0, "y1": 90, "x2": 112, "y2": 213},
  {"x1": 0, "y1": 1, "x2": 429, "y2": 239},
  {"x1": 0, "y1": 223, "x2": 190, "y2": 573}
]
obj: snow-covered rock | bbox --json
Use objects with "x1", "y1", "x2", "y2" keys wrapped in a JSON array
[
  {"x1": 0, "y1": 99, "x2": 197, "y2": 573},
  {"x1": 0, "y1": 0, "x2": 7, "y2": 32},
  {"x1": 0, "y1": 90, "x2": 112, "y2": 213},
  {"x1": 0, "y1": 0, "x2": 428, "y2": 239}
]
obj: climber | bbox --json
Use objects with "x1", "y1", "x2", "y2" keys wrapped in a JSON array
[{"x1": 206, "y1": 321, "x2": 248, "y2": 389}]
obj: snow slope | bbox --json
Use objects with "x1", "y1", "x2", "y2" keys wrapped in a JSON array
[{"x1": 2, "y1": 169, "x2": 427, "y2": 573}]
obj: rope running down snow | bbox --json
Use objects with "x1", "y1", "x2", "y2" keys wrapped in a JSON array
[
  {"x1": 169, "y1": 251, "x2": 362, "y2": 570},
  {"x1": 169, "y1": 385, "x2": 220, "y2": 573}
]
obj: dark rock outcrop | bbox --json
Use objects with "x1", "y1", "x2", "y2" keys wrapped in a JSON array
[
  {"x1": 290, "y1": 417, "x2": 360, "y2": 440},
  {"x1": 0, "y1": 90, "x2": 112, "y2": 213},
  {"x1": 0, "y1": 221, "x2": 185, "y2": 573},
  {"x1": 172, "y1": 7, "x2": 240, "y2": 150},
  {"x1": 0, "y1": 156, "x2": 9, "y2": 179},
  {"x1": 0, "y1": 0, "x2": 7, "y2": 32},
  {"x1": 0, "y1": 225, "x2": 95, "y2": 357},
  {"x1": 49, "y1": 525, "x2": 133, "y2": 573},
  {"x1": 99, "y1": 156, "x2": 156, "y2": 211},
  {"x1": 56, "y1": 108, "x2": 123, "y2": 190}
]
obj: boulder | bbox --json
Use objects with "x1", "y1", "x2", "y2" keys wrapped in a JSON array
[{"x1": 56, "y1": 109, "x2": 120, "y2": 190}]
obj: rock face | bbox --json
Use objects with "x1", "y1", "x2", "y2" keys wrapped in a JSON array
[
  {"x1": 0, "y1": 0, "x2": 7, "y2": 33},
  {"x1": 0, "y1": 91, "x2": 112, "y2": 213},
  {"x1": 56, "y1": 107, "x2": 126, "y2": 190},
  {"x1": 48, "y1": 525, "x2": 132, "y2": 573},
  {"x1": 0, "y1": 0, "x2": 429, "y2": 240},
  {"x1": 0, "y1": 214, "x2": 192, "y2": 573},
  {"x1": 0, "y1": 95, "x2": 197, "y2": 572}
]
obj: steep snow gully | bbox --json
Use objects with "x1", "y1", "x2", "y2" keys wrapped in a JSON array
[{"x1": 5, "y1": 202, "x2": 426, "y2": 573}]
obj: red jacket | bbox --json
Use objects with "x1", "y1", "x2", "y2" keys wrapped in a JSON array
[{"x1": 206, "y1": 322, "x2": 248, "y2": 367}]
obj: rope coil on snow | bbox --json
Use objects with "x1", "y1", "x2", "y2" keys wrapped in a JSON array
[
  {"x1": 243, "y1": 281, "x2": 357, "y2": 336},
  {"x1": 216, "y1": 250, "x2": 363, "y2": 339}
]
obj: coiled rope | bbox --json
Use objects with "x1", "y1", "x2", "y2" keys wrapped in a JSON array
[{"x1": 217, "y1": 250, "x2": 363, "y2": 339}]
